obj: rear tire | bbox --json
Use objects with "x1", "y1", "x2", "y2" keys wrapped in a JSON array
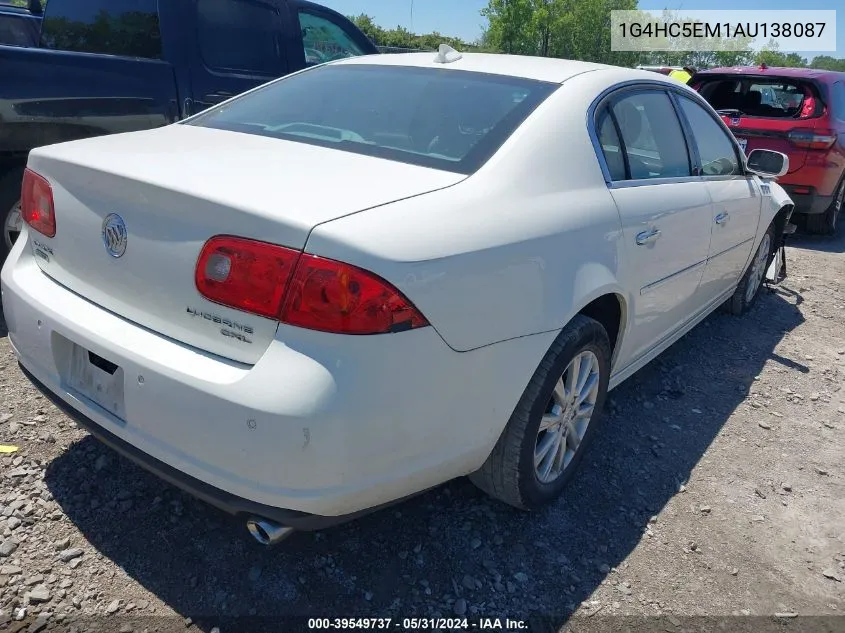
[
  {"x1": 0, "y1": 168, "x2": 25, "y2": 266},
  {"x1": 805, "y1": 178, "x2": 843, "y2": 236},
  {"x1": 470, "y1": 315, "x2": 611, "y2": 510},
  {"x1": 723, "y1": 223, "x2": 775, "y2": 316}
]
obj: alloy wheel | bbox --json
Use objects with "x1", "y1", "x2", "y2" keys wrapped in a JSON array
[{"x1": 534, "y1": 350, "x2": 601, "y2": 484}]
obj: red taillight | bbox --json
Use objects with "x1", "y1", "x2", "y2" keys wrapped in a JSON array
[
  {"x1": 195, "y1": 236, "x2": 299, "y2": 320},
  {"x1": 21, "y1": 168, "x2": 56, "y2": 238},
  {"x1": 799, "y1": 96, "x2": 816, "y2": 119},
  {"x1": 788, "y1": 128, "x2": 836, "y2": 150},
  {"x1": 280, "y1": 253, "x2": 429, "y2": 335},
  {"x1": 195, "y1": 237, "x2": 429, "y2": 335}
]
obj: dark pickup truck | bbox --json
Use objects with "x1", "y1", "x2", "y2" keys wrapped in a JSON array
[{"x1": 0, "y1": 0, "x2": 378, "y2": 262}]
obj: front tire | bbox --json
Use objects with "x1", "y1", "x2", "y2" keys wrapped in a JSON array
[
  {"x1": 470, "y1": 315, "x2": 611, "y2": 510},
  {"x1": 723, "y1": 223, "x2": 775, "y2": 316},
  {"x1": 0, "y1": 168, "x2": 25, "y2": 265}
]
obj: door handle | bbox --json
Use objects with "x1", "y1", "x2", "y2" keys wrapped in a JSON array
[
  {"x1": 714, "y1": 212, "x2": 730, "y2": 225},
  {"x1": 636, "y1": 228, "x2": 661, "y2": 246}
]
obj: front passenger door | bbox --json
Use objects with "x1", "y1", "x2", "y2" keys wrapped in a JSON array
[
  {"x1": 675, "y1": 95, "x2": 762, "y2": 304},
  {"x1": 596, "y1": 88, "x2": 713, "y2": 365}
]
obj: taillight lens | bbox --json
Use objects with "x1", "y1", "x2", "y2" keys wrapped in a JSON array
[
  {"x1": 281, "y1": 254, "x2": 429, "y2": 335},
  {"x1": 195, "y1": 237, "x2": 429, "y2": 335},
  {"x1": 798, "y1": 96, "x2": 816, "y2": 119},
  {"x1": 21, "y1": 168, "x2": 56, "y2": 238},
  {"x1": 788, "y1": 128, "x2": 836, "y2": 150},
  {"x1": 195, "y1": 236, "x2": 299, "y2": 319}
]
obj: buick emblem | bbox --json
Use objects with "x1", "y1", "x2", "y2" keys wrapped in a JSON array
[{"x1": 101, "y1": 213, "x2": 127, "y2": 258}]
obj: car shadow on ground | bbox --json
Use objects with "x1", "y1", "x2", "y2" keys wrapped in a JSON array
[
  {"x1": 43, "y1": 285, "x2": 805, "y2": 632},
  {"x1": 788, "y1": 220, "x2": 845, "y2": 255}
]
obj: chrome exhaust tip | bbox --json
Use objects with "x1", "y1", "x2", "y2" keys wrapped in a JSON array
[{"x1": 246, "y1": 517, "x2": 295, "y2": 545}]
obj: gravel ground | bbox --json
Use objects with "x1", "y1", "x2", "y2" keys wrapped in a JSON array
[{"x1": 0, "y1": 228, "x2": 843, "y2": 633}]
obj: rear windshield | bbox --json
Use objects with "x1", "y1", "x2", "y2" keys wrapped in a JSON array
[
  {"x1": 696, "y1": 77, "x2": 822, "y2": 119},
  {"x1": 186, "y1": 64, "x2": 558, "y2": 174}
]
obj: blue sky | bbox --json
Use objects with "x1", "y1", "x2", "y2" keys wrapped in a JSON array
[{"x1": 319, "y1": 0, "x2": 843, "y2": 59}]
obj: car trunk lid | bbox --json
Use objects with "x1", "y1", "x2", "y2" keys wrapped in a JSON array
[{"x1": 25, "y1": 124, "x2": 465, "y2": 364}]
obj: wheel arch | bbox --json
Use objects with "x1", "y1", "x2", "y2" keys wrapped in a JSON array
[
  {"x1": 574, "y1": 291, "x2": 627, "y2": 370},
  {"x1": 772, "y1": 203, "x2": 795, "y2": 236}
]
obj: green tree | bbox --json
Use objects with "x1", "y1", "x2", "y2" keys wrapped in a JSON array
[
  {"x1": 636, "y1": 11, "x2": 753, "y2": 70},
  {"x1": 348, "y1": 13, "x2": 476, "y2": 52},
  {"x1": 480, "y1": 0, "x2": 639, "y2": 64},
  {"x1": 712, "y1": 50, "x2": 755, "y2": 67},
  {"x1": 754, "y1": 41, "x2": 806, "y2": 67},
  {"x1": 349, "y1": 14, "x2": 384, "y2": 44},
  {"x1": 567, "y1": 0, "x2": 640, "y2": 65},
  {"x1": 481, "y1": 0, "x2": 538, "y2": 55},
  {"x1": 809, "y1": 55, "x2": 845, "y2": 71}
]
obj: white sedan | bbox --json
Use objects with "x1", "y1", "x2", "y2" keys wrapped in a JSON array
[{"x1": 1, "y1": 48, "x2": 793, "y2": 544}]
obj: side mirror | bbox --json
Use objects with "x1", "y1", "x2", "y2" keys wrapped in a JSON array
[{"x1": 746, "y1": 148, "x2": 789, "y2": 179}]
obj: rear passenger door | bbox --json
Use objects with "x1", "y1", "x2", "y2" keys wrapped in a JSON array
[
  {"x1": 594, "y1": 87, "x2": 713, "y2": 365},
  {"x1": 675, "y1": 94, "x2": 762, "y2": 303},
  {"x1": 186, "y1": 0, "x2": 289, "y2": 114}
]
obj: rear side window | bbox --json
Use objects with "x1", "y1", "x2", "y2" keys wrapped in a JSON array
[
  {"x1": 609, "y1": 91, "x2": 691, "y2": 180},
  {"x1": 41, "y1": 0, "x2": 162, "y2": 59},
  {"x1": 596, "y1": 107, "x2": 626, "y2": 181},
  {"x1": 298, "y1": 10, "x2": 365, "y2": 66},
  {"x1": 186, "y1": 64, "x2": 557, "y2": 175},
  {"x1": 197, "y1": 0, "x2": 283, "y2": 75}
]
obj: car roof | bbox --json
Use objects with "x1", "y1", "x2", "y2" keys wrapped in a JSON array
[
  {"x1": 698, "y1": 66, "x2": 845, "y2": 82},
  {"x1": 334, "y1": 51, "x2": 641, "y2": 84}
]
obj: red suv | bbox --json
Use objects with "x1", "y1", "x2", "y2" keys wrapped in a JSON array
[{"x1": 693, "y1": 66, "x2": 845, "y2": 234}]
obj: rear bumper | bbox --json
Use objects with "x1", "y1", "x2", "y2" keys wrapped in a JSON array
[
  {"x1": 18, "y1": 364, "x2": 369, "y2": 530},
  {"x1": 779, "y1": 184, "x2": 832, "y2": 215},
  {"x1": 1, "y1": 231, "x2": 554, "y2": 522}
]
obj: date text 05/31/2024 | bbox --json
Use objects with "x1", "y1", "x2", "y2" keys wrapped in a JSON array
[{"x1": 307, "y1": 618, "x2": 529, "y2": 630}]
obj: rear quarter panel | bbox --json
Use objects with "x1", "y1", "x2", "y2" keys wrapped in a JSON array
[{"x1": 305, "y1": 70, "x2": 632, "y2": 356}]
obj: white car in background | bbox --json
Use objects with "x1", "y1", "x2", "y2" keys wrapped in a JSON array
[{"x1": 1, "y1": 47, "x2": 793, "y2": 545}]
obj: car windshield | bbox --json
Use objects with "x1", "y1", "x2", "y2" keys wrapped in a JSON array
[
  {"x1": 185, "y1": 64, "x2": 558, "y2": 174},
  {"x1": 697, "y1": 77, "x2": 819, "y2": 119}
]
